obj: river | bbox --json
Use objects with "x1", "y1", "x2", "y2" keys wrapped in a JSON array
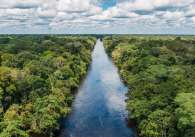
[{"x1": 59, "y1": 40, "x2": 135, "y2": 137}]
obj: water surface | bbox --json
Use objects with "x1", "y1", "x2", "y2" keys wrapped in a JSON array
[{"x1": 59, "y1": 40, "x2": 135, "y2": 137}]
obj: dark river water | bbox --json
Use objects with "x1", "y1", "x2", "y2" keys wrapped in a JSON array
[{"x1": 59, "y1": 40, "x2": 135, "y2": 137}]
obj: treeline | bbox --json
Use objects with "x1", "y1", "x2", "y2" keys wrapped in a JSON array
[
  {"x1": 104, "y1": 36, "x2": 195, "y2": 137},
  {"x1": 0, "y1": 35, "x2": 96, "y2": 137}
]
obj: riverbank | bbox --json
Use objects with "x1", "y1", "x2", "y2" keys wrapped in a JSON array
[
  {"x1": 103, "y1": 36, "x2": 195, "y2": 137},
  {"x1": 0, "y1": 36, "x2": 96, "y2": 137}
]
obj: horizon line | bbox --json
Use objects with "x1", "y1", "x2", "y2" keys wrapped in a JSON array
[{"x1": 1, "y1": 34, "x2": 195, "y2": 36}]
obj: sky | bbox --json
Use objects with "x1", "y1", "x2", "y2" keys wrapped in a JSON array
[{"x1": 0, "y1": 0, "x2": 195, "y2": 34}]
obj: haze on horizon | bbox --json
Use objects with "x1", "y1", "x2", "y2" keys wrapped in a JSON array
[{"x1": 0, "y1": 0, "x2": 195, "y2": 34}]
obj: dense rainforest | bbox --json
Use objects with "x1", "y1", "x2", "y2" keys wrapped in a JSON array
[
  {"x1": 104, "y1": 36, "x2": 195, "y2": 137},
  {"x1": 0, "y1": 35, "x2": 96, "y2": 137}
]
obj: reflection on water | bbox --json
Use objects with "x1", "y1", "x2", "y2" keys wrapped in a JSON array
[{"x1": 59, "y1": 40, "x2": 135, "y2": 137}]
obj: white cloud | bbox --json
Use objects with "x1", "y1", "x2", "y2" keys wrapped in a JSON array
[
  {"x1": 58, "y1": 0, "x2": 92, "y2": 13},
  {"x1": 160, "y1": 11, "x2": 184, "y2": 20},
  {"x1": 117, "y1": 0, "x2": 194, "y2": 12},
  {"x1": 185, "y1": 4, "x2": 195, "y2": 17},
  {"x1": 37, "y1": 8, "x2": 57, "y2": 18},
  {"x1": 0, "y1": 0, "x2": 195, "y2": 34},
  {"x1": 0, "y1": 0, "x2": 15, "y2": 8},
  {"x1": 0, "y1": 0, "x2": 41, "y2": 9},
  {"x1": 192, "y1": 16, "x2": 195, "y2": 23},
  {"x1": 90, "y1": 6, "x2": 138, "y2": 21}
]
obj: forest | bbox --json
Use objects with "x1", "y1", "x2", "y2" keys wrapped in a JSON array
[
  {"x1": 104, "y1": 36, "x2": 195, "y2": 137},
  {"x1": 0, "y1": 35, "x2": 96, "y2": 137}
]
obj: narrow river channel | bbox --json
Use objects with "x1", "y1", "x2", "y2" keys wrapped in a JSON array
[{"x1": 59, "y1": 40, "x2": 135, "y2": 137}]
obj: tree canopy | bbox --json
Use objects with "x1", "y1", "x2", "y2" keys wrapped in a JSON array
[
  {"x1": 0, "y1": 35, "x2": 96, "y2": 137},
  {"x1": 104, "y1": 35, "x2": 195, "y2": 137}
]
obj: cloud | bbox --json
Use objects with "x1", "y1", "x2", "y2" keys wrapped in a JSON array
[
  {"x1": 58, "y1": 0, "x2": 93, "y2": 13},
  {"x1": 0, "y1": 0, "x2": 41, "y2": 9},
  {"x1": 185, "y1": 4, "x2": 195, "y2": 17},
  {"x1": 191, "y1": 16, "x2": 195, "y2": 23},
  {"x1": 14, "y1": 0, "x2": 41, "y2": 9},
  {"x1": 0, "y1": 0, "x2": 195, "y2": 34},
  {"x1": 118, "y1": 0, "x2": 194, "y2": 12},
  {"x1": 0, "y1": 1, "x2": 14, "y2": 9},
  {"x1": 37, "y1": 8, "x2": 57, "y2": 18}
]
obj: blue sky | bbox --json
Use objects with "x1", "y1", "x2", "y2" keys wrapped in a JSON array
[
  {"x1": 0, "y1": 0, "x2": 195, "y2": 34},
  {"x1": 101, "y1": 0, "x2": 116, "y2": 10}
]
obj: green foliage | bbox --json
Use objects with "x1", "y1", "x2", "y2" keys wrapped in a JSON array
[
  {"x1": 104, "y1": 36, "x2": 195, "y2": 137},
  {"x1": 0, "y1": 105, "x2": 29, "y2": 137},
  {"x1": 175, "y1": 92, "x2": 195, "y2": 137},
  {"x1": 139, "y1": 110, "x2": 172, "y2": 137},
  {"x1": 0, "y1": 35, "x2": 96, "y2": 137}
]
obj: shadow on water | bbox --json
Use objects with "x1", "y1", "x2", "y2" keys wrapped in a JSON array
[{"x1": 58, "y1": 39, "x2": 135, "y2": 137}]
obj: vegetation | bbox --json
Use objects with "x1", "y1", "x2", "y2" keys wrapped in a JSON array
[
  {"x1": 0, "y1": 35, "x2": 96, "y2": 137},
  {"x1": 104, "y1": 36, "x2": 195, "y2": 137}
]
